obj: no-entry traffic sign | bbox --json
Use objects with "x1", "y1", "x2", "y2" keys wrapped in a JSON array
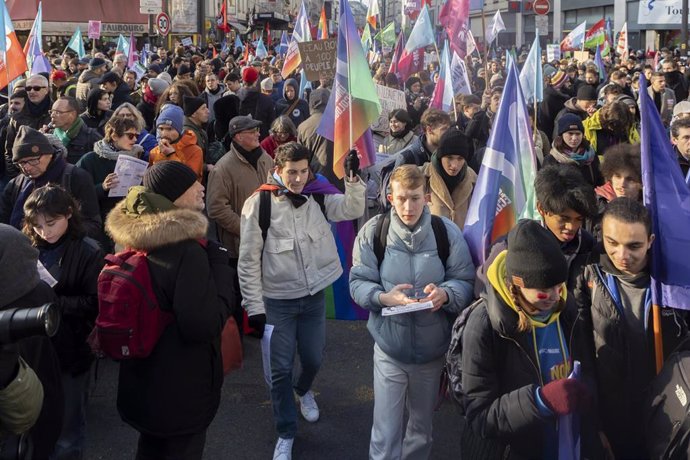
[{"x1": 533, "y1": 0, "x2": 550, "y2": 15}]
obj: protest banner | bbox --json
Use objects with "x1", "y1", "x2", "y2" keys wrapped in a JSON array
[{"x1": 297, "y1": 39, "x2": 337, "y2": 81}]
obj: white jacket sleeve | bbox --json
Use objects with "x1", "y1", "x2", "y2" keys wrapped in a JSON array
[
  {"x1": 238, "y1": 193, "x2": 265, "y2": 317},
  {"x1": 323, "y1": 177, "x2": 366, "y2": 222}
]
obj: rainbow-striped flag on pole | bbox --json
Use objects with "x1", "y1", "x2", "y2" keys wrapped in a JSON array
[{"x1": 317, "y1": 0, "x2": 381, "y2": 179}]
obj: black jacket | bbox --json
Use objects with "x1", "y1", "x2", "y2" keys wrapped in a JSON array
[
  {"x1": 40, "y1": 236, "x2": 104, "y2": 376},
  {"x1": 110, "y1": 82, "x2": 133, "y2": 110},
  {"x1": 539, "y1": 86, "x2": 570, "y2": 144},
  {"x1": 237, "y1": 87, "x2": 276, "y2": 140},
  {"x1": 106, "y1": 199, "x2": 234, "y2": 437},
  {"x1": 465, "y1": 109, "x2": 492, "y2": 155},
  {"x1": 137, "y1": 100, "x2": 156, "y2": 133},
  {"x1": 0, "y1": 159, "x2": 103, "y2": 241},
  {"x1": 462, "y1": 284, "x2": 603, "y2": 459},
  {"x1": 80, "y1": 110, "x2": 113, "y2": 136},
  {"x1": 63, "y1": 123, "x2": 102, "y2": 165},
  {"x1": 574, "y1": 256, "x2": 688, "y2": 459},
  {"x1": 665, "y1": 70, "x2": 689, "y2": 103}
]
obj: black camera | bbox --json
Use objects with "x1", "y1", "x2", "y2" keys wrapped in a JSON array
[{"x1": 0, "y1": 304, "x2": 60, "y2": 345}]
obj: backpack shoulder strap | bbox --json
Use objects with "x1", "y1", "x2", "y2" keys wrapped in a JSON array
[
  {"x1": 61, "y1": 163, "x2": 74, "y2": 193},
  {"x1": 313, "y1": 193, "x2": 326, "y2": 219},
  {"x1": 259, "y1": 190, "x2": 271, "y2": 242},
  {"x1": 430, "y1": 215, "x2": 450, "y2": 268},
  {"x1": 373, "y1": 212, "x2": 391, "y2": 269}
]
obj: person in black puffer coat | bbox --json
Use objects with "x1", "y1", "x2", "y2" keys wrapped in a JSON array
[
  {"x1": 105, "y1": 162, "x2": 235, "y2": 460},
  {"x1": 22, "y1": 184, "x2": 104, "y2": 460},
  {"x1": 461, "y1": 220, "x2": 605, "y2": 459}
]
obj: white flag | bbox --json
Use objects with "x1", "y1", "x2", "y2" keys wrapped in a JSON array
[
  {"x1": 616, "y1": 22, "x2": 629, "y2": 61},
  {"x1": 466, "y1": 30, "x2": 477, "y2": 56},
  {"x1": 485, "y1": 10, "x2": 505, "y2": 45},
  {"x1": 451, "y1": 52, "x2": 472, "y2": 95}
]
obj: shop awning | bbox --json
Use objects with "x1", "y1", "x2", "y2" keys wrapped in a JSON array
[{"x1": 8, "y1": 0, "x2": 149, "y2": 35}]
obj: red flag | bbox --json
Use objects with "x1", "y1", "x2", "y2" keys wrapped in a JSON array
[
  {"x1": 388, "y1": 32, "x2": 405, "y2": 77},
  {"x1": 265, "y1": 22, "x2": 270, "y2": 41},
  {"x1": 439, "y1": 0, "x2": 470, "y2": 58},
  {"x1": 216, "y1": 1, "x2": 231, "y2": 33},
  {"x1": 213, "y1": 46, "x2": 218, "y2": 58}
]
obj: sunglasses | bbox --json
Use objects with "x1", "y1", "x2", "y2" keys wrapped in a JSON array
[
  {"x1": 26, "y1": 86, "x2": 47, "y2": 92},
  {"x1": 123, "y1": 132, "x2": 139, "y2": 140}
]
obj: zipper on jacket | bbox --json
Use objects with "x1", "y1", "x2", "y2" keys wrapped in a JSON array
[{"x1": 497, "y1": 332, "x2": 544, "y2": 387}]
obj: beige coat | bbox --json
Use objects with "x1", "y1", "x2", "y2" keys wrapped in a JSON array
[
  {"x1": 206, "y1": 144, "x2": 273, "y2": 257},
  {"x1": 422, "y1": 163, "x2": 477, "y2": 229}
]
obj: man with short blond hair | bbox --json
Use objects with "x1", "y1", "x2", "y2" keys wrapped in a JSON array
[{"x1": 350, "y1": 164, "x2": 474, "y2": 460}]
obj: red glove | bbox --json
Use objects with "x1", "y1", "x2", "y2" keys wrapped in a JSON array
[{"x1": 540, "y1": 379, "x2": 590, "y2": 415}]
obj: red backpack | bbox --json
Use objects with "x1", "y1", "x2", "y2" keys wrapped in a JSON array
[{"x1": 92, "y1": 250, "x2": 173, "y2": 360}]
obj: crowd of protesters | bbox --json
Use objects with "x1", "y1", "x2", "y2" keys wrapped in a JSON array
[{"x1": 0, "y1": 33, "x2": 689, "y2": 460}]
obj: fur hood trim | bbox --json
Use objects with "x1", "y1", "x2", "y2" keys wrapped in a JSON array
[{"x1": 105, "y1": 202, "x2": 208, "y2": 251}]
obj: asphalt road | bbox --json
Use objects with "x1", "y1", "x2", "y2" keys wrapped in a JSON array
[{"x1": 84, "y1": 320, "x2": 463, "y2": 459}]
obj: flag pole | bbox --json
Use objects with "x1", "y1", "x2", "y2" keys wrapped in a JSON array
[
  {"x1": 481, "y1": 9, "x2": 490, "y2": 91},
  {"x1": 653, "y1": 304, "x2": 664, "y2": 373},
  {"x1": 345, "y1": 0, "x2": 354, "y2": 168}
]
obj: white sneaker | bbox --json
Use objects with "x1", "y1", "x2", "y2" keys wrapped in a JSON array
[
  {"x1": 273, "y1": 437, "x2": 293, "y2": 460},
  {"x1": 298, "y1": 390, "x2": 320, "y2": 422}
]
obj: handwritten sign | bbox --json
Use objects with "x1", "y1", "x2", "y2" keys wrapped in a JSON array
[
  {"x1": 297, "y1": 39, "x2": 337, "y2": 81},
  {"x1": 371, "y1": 84, "x2": 407, "y2": 134}
]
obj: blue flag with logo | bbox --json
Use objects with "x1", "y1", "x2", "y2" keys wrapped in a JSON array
[
  {"x1": 463, "y1": 59, "x2": 539, "y2": 266},
  {"x1": 639, "y1": 75, "x2": 690, "y2": 310}
]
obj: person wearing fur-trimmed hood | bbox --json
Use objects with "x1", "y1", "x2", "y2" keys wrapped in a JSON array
[{"x1": 105, "y1": 161, "x2": 235, "y2": 460}]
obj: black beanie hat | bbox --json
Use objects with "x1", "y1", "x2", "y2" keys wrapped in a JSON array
[
  {"x1": 143, "y1": 161, "x2": 197, "y2": 202},
  {"x1": 505, "y1": 220, "x2": 568, "y2": 289},
  {"x1": 576, "y1": 84, "x2": 598, "y2": 101},
  {"x1": 556, "y1": 113, "x2": 584, "y2": 137},
  {"x1": 12, "y1": 126, "x2": 54, "y2": 161},
  {"x1": 436, "y1": 127, "x2": 472, "y2": 160},
  {"x1": 183, "y1": 95, "x2": 206, "y2": 117}
]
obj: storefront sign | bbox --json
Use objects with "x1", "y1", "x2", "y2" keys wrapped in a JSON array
[{"x1": 638, "y1": 0, "x2": 690, "y2": 25}]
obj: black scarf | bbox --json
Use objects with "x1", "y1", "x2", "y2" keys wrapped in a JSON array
[
  {"x1": 599, "y1": 251, "x2": 650, "y2": 288},
  {"x1": 10, "y1": 156, "x2": 65, "y2": 229},
  {"x1": 431, "y1": 152, "x2": 467, "y2": 193},
  {"x1": 232, "y1": 141, "x2": 263, "y2": 169},
  {"x1": 391, "y1": 127, "x2": 411, "y2": 139},
  {"x1": 27, "y1": 97, "x2": 51, "y2": 118}
]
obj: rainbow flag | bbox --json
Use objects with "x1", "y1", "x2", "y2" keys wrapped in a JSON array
[
  {"x1": 318, "y1": 4, "x2": 329, "y2": 39},
  {"x1": 281, "y1": 1, "x2": 311, "y2": 78},
  {"x1": 317, "y1": 0, "x2": 381, "y2": 179},
  {"x1": 0, "y1": 1, "x2": 28, "y2": 89},
  {"x1": 464, "y1": 58, "x2": 538, "y2": 266}
]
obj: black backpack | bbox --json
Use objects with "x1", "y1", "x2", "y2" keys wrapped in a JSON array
[
  {"x1": 645, "y1": 339, "x2": 690, "y2": 459},
  {"x1": 372, "y1": 211, "x2": 449, "y2": 268},
  {"x1": 258, "y1": 190, "x2": 326, "y2": 242}
]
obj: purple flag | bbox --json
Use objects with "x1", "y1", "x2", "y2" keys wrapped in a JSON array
[{"x1": 639, "y1": 75, "x2": 690, "y2": 310}]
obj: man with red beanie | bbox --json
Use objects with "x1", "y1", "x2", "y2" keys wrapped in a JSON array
[
  {"x1": 50, "y1": 69, "x2": 77, "y2": 100},
  {"x1": 237, "y1": 66, "x2": 275, "y2": 140}
]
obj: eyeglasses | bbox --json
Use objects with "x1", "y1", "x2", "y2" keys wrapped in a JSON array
[
  {"x1": 49, "y1": 109, "x2": 75, "y2": 116},
  {"x1": 13, "y1": 157, "x2": 43, "y2": 168},
  {"x1": 122, "y1": 132, "x2": 140, "y2": 140},
  {"x1": 26, "y1": 86, "x2": 47, "y2": 92}
]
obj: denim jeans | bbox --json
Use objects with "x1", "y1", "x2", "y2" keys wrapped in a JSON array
[
  {"x1": 265, "y1": 290, "x2": 326, "y2": 439},
  {"x1": 51, "y1": 370, "x2": 90, "y2": 460}
]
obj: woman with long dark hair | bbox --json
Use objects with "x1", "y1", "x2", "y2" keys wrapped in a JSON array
[
  {"x1": 381, "y1": 109, "x2": 417, "y2": 155},
  {"x1": 22, "y1": 184, "x2": 103, "y2": 460}
]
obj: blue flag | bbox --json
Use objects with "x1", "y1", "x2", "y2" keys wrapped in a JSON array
[
  {"x1": 639, "y1": 75, "x2": 690, "y2": 310},
  {"x1": 279, "y1": 31, "x2": 289, "y2": 57},
  {"x1": 463, "y1": 59, "x2": 539, "y2": 266},
  {"x1": 519, "y1": 33, "x2": 543, "y2": 103},
  {"x1": 234, "y1": 35, "x2": 243, "y2": 51},
  {"x1": 594, "y1": 45, "x2": 607, "y2": 82},
  {"x1": 255, "y1": 37, "x2": 268, "y2": 59},
  {"x1": 65, "y1": 27, "x2": 85, "y2": 59}
]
